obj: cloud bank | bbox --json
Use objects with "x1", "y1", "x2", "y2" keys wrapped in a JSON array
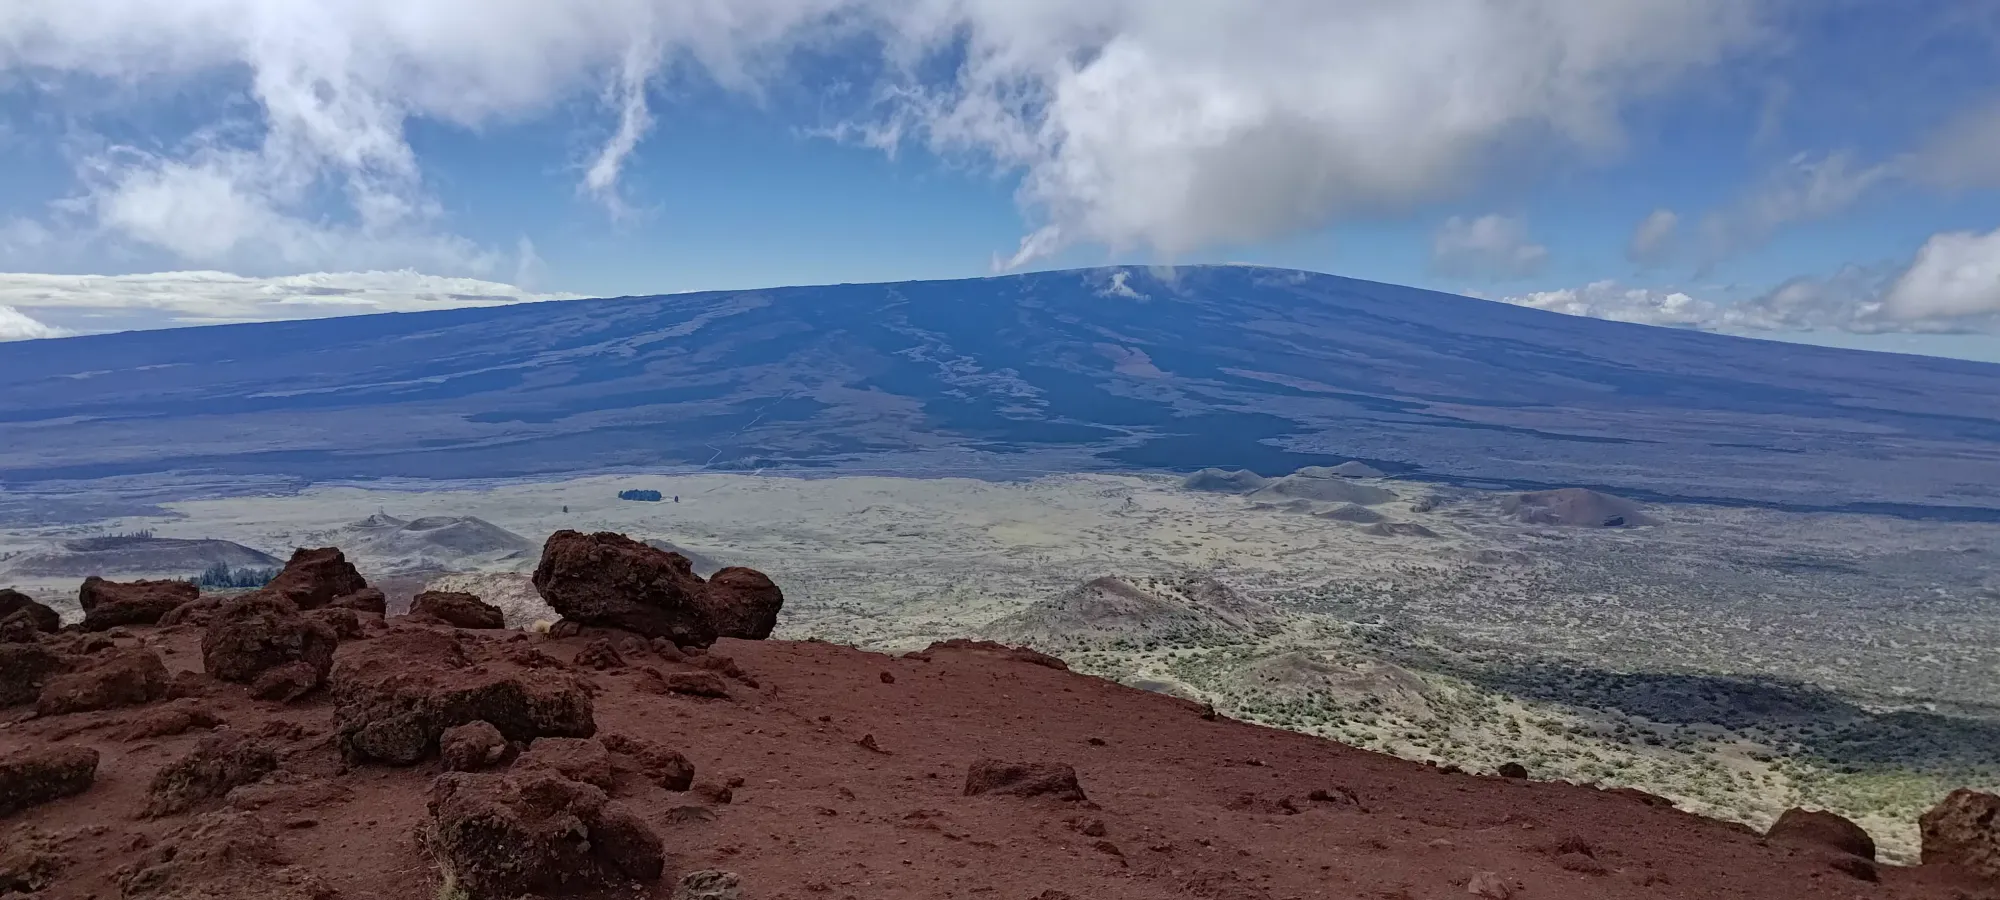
[
  {"x1": 0, "y1": 0, "x2": 1771, "y2": 272},
  {"x1": 0, "y1": 270, "x2": 585, "y2": 333}
]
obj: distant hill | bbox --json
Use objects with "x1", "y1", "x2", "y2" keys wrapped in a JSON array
[
  {"x1": 3, "y1": 534, "x2": 279, "y2": 578},
  {"x1": 3, "y1": 265, "x2": 1999, "y2": 516},
  {"x1": 984, "y1": 574, "x2": 1274, "y2": 650},
  {"x1": 335, "y1": 514, "x2": 537, "y2": 574},
  {"x1": 1503, "y1": 488, "x2": 1658, "y2": 527}
]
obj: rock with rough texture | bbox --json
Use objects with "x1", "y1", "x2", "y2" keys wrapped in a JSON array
[
  {"x1": 574, "y1": 638, "x2": 625, "y2": 670},
  {"x1": 409, "y1": 590, "x2": 505, "y2": 629},
  {"x1": 201, "y1": 593, "x2": 339, "y2": 695},
  {"x1": 439, "y1": 721, "x2": 511, "y2": 772},
  {"x1": 964, "y1": 760, "x2": 1087, "y2": 802},
  {"x1": 261, "y1": 547, "x2": 369, "y2": 610},
  {"x1": 331, "y1": 587, "x2": 388, "y2": 615},
  {"x1": 249, "y1": 661, "x2": 324, "y2": 704},
  {"x1": 0, "y1": 588, "x2": 61, "y2": 636},
  {"x1": 115, "y1": 811, "x2": 336, "y2": 900},
  {"x1": 700, "y1": 567, "x2": 784, "y2": 640},
  {"x1": 1920, "y1": 788, "x2": 2000, "y2": 878},
  {"x1": 35, "y1": 647, "x2": 170, "y2": 716},
  {"x1": 79, "y1": 577, "x2": 198, "y2": 630},
  {"x1": 515, "y1": 737, "x2": 616, "y2": 791},
  {"x1": 0, "y1": 745, "x2": 99, "y2": 816},
  {"x1": 530, "y1": 530, "x2": 783, "y2": 647},
  {"x1": 675, "y1": 870, "x2": 744, "y2": 900},
  {"x1": 0, "y1": 825, "x2": 65, "y2": 894},
  {"x1": 122, "y1": 700, "x2": 228, "y2": 740},
  {"x1": 144, "y1": 731, "x2": 280, "y2": 818},
  {"x1": 425, "y1": 768, "x2": 665, "y2": 897},
  {"x1": 0, "y1": 642, "x2": 70, "y2": 707},
  {"x1": 1767, "y1": 807, "x2": 1876, "y2": 860},
  {"x1": 304, "y1": 606, "x2": 365, "y2": 640},
  {"x1": 331, "y1": 628, "x2": 595, "y2": 765},
  {"x1": 601, "y1": 733, "x2": 695, "y2": 791},
  {"x1": 1497, "y1": 762, "x2": 1529, "y2": 780},
  {"x1": 640, "y1": 667, "x2": 729, "y2": 699}
]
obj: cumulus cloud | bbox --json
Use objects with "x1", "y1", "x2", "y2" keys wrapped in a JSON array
[
  {"x1": 0, "y1": 270, "x2": 585, "y2": 333},
  {"x1": 1884, "y1": 227, "x2": 2000, "y2": 320},
  {"x1": 0, "y1": 0, "x2": 1771, "y2": 272},
  {"x1": 0, "y1": 305, "x2": 71, "y2": 341},
  {"x1": 1627, "y1": 208, "x2": 1678, "y2": 264},
  {"x1": 1431, "y1": 214, "x2": 1549, "y2": 279},
  {"x1": 1498, "y1": 281, "x2": 1720, "y2": 328}
]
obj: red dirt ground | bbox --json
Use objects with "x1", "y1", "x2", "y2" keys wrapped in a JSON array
[{"x1": 4, "y1": 623, "x2": 1997, "y2": 900}]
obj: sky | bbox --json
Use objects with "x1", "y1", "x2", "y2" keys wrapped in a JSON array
[{"x1": 1, "y1": 1, "x2": 1999, "y2": 361}]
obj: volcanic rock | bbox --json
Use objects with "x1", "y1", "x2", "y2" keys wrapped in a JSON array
[
  {"x1": 330, "y1": 628, "x2": 594, "y2": 766},
  {"x1": 1920, "y1": 788, "x2": 2000, "y2": 879},
  {"x1": 304, "y1": 606, "x2": 365, "y2": 640},
  {"x1": 0, "y1": 745, "x2": 99, "y2": 816},
  {"x1": 515, "y1": 736, "x2": 616, "y2": 791},
  {"x1": 425, "y1": 768, "x2": 665, "y2": 897},
  {"x1": 122, "y1": 700, "x2": 228, "y2": 741},
  {"x1": 640, "y1": 667, "x2": 729, "y2": 699},
  {"x1": 330, "y1": 587, "x2": 387, "y2": 615},
  {"x1": 35, "y1": 647, "x2": 170, "y2": 716},
  {"x1": 0, "y1": 642, "x2": 69, "y2": 707},
  {"x1": 144, "y1": 731, "x2": 280, "y2": 818},
  {"x1": 201, "y1": 593, "x2": 339, "y2": 697},
  {"x1": 675, "y1": 870, "x2": 744, "y2": 900},
  {"x1": 0, "y1": 588, "x2": 60, "y2": 635},
  {"x1": 964, "y1": 760, "x2": 1087, "y2": 802},
  {"x1": 261, "y1": 547, "x2": 369, "y2": 610},
  {"x1": 1766, "y1": 807, "x2": 1875, "y2": 860},
  {"x1": 574, "y1": 638, "x2": 625, "y2": 670},
  {"x1": 701, "y1": 567, "x2": 784, "y2": 640},
  {"x1": 78, "y1": 576, "x2": 198, "y2": 630},
  {"x1": 601, "y1": 733, "x2": 694, "y2": 791},
  {"x1": 408, "y1": 590, "x2": 505, "y2": 629},
  {"x1": 1497, "y1": 762, "x2": 1529, "y2": 780},
  {"x1": 439, "y1": 720, "x2": 512, "y2": 772},
  {"x1": 530, "y1": 530, "x2": 784, "y2": 647},
  {"x1": 0, "y1": 825, "x2": 64, "y2": 894},
  {"x1": 115, "y1": 811, "x2": 335, "y2": 900}
]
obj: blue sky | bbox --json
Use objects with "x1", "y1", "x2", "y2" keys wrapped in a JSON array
[{"x1": 1, "y1": 1, "x2": 1999, "y2": 360}]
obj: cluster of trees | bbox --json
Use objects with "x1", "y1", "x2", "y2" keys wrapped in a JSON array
[
  {"x1": 618, "y1": 489, "x2": 664, "y2": 502},
  {"x1": 189, "y1": 562, "x2": 278, "y2": 589}
]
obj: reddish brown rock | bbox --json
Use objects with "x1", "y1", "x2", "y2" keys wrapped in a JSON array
[
  {"x1": 1920, "y1": 788, "x2": 2000, "y2": 879},
  {"x1": 114, "y1": 811, "x2": 335, "y2": 900},
  {"x1": 304, "y1": 606, "x2": 365, "y2": 640},
  {"x1": 425, "y1": 768, "x2": 664, "y2": 897},
  {"x1": 0, "y1": 825, "x2": 65, "y2": 894},
  {"x1": 158, "y1": 597, "x2": 222, "y2": 628},
  {"x1": 917, "y1": 639, "x2": 1068, "y2": 671},
  {"x1": 144, "y1": 731, "x2": 280, "y2": 818},
  {"x1": 121, "y1": 699, "x2": 228, "y2": 741},
  {"x1": 601, "y1": 733, "x2": 694, "y2": 791},
  {"x1": 408, "y1": 590, "x2": 505, "y2": 629},
  {"x1": 0, "y1": 642, "x2": 70, "y2": 707},
  {"x1": 0, "y1": 745, "x2": 99, "y2": 816},
  {"x1": 574, "y1": 638, "x2": 625, "y2": 670},
  {"x1": 530, "y1": 530, "x2": 783, "y2": 647},
  {"x1": 78, "y1": 576, "x2": 198, "y2": 630},
  {"x1": 515, "y1": 737, "x2": 616, "y2": 790},
  {"x1": 330, "y1": 587, "x2": 387, "y2": 616},
  {"x1": 249, "y1": 661, "x2": 324, "y2": 704},
  {"x1": 331, "y1": 628, "x2": 595, "y2": 766},
  {"x1": 35, "y1": 647, "x2": 170, "y2": 716},
  {"x1": 261, "y1": 547, "x2": 369, "y2": 610},
  {"x1": 639, "y1": 667, "x2": 729, "y2": 699},
  {"x1": 0, "y1": 588, "x2": 61, "y2": 636},
  {"x1": 439, "y1": 720, "x2": 512, "y2": 772},
  {"x1": 675, "y1": 870, "x2": 743, "y2": 900},
  {"x1": 201, "y1": 593, "x2": 338, "y2": 695},
  {"x1": 700, "y1": 567, "x2": 784, "y2": 640},
  {"x1": 1767, "y1": 807, "x2": 1876, "y2": 860},
  {"x1": 964, "y1": 759, "x2": 1087, "y2": 802}
]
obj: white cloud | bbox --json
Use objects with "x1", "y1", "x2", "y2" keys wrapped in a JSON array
[
  {"x1": 1627, "y1": 208, "x2": 1678, "y2": 264},
  {"x1": 1431, "y1": 214, "x2": 1549, "y2": 278},
  {"x1": 1884, "y1": 226, "x2": 2000, "y2": 320},
  {"x1": 1700, "y1": 151, "x2": 1896, "y2": 261},
  {"x1": 1907, "y1": 99, "x2": 2000, "y2": 192},
  {"x1": 0, "y1": 304, "x2": 71, "y2": 341},
  {"x1": 1499, "y1": 281, "x2": 1720, "y2": 328},
  {"x1": 0, "y1": 0, "x2": 1772, "y2": 272},
  {"x1": 0, "y1": 270, "x2": 585, "y2": 333}
]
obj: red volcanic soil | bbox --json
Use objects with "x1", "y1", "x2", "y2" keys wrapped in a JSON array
[{"x1": 4, "y1": 624, "x2": 1996, "y2": 900}]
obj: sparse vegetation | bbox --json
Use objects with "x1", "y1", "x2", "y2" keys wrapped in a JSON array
[{"x1": 189, "y1": 562, "x2": 279, "y2": 589}]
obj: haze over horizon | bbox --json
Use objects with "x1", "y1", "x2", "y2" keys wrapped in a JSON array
[{"x1": 3, "y1": 1, "x2": 2000, "y2": 361}]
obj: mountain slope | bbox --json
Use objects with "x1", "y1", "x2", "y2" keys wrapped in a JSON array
[{"x1": 2, "y1": 266, "x2": 1997, "y2": 515}]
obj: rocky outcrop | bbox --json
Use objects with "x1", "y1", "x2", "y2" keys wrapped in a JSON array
[
  {"x1": 601, "y1": 733, "x2": 694, "y2": 791},
  {"x1": 425, "y1": 768, "x2": 665, "y2": 897},
  {"x1": 530, "y1": 530, "x2": 784, "y2": 647},
  {"x1": 439, "y1": 721, "x2": 511, "y2": 772},
  {"x1": 964, "y1": 760, "x2": 1087, "y2": 802},
  {"x1": 331, "y1": 628, "x2": 595, "y2": 765},
  {"x1": 115, "y1": 811, "x2": 336, "y2": 900},
  {"x1": 330, "y1": 587, "x2": 387, "y2": 615},
  {"x1": 515, "y1": 737, "x2": 616, "y2": 791},
  {"x1": 408, "y1": 590, "x2": 505, "y2": 629},
  {"x1": 35, "y1": 647, "x2": 171, "y2": 716},
  {"x1": 201, "y1": 593, "x2": 338, "y2": 700},
  {"x1": 79, "y1": 577, "x2": 198, "y2": 630},
  {"x1": 0, "y1": 642, "x2": 70, "y2": 707},
  {"x1": 0, "y1": 589, "x2": 61, "y2": 636},
  {"x1": 144, "y1": 732, "x2": 280, "y2": 818},
  {"x1": 1920, "y1": 788, "x2": 2000, "y2": 879},
  {"x1": 260, "y1": 547, "x2": 369, "y2": 610},
  {"x1": 1767, "y1": 807, "x2": 1875, "y2": 860},
  {"x1": 0, "y1": 745, "x2": 99, "y2": 816}
]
